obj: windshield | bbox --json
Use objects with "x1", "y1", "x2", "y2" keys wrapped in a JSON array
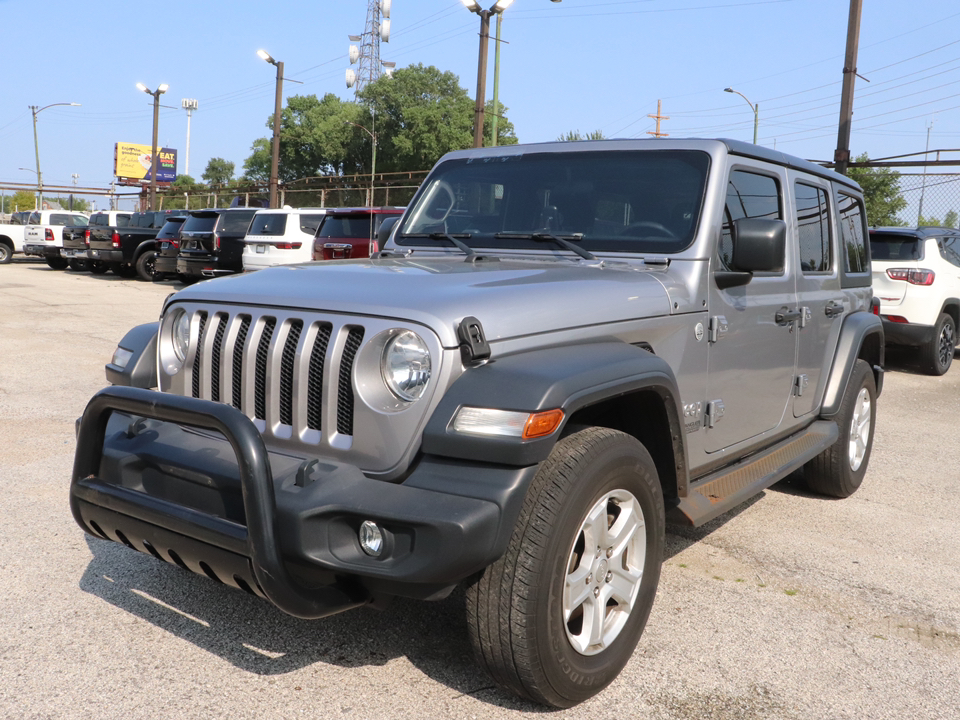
[{"x1": 397, "y1": 149, "x2": 709, "y2": 254}]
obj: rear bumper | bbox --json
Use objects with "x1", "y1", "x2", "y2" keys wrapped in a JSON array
[
  {"x1": 23, "y1": 244, "x2": 61, "y2": 258},
  {"x1": 880, "y1": 318, "x2": 935, "y2": 347},
  {"x1": 70, "y1": 387, "x2": 537, "y2": 619},
  {"x1": 177, "y1": 254, "x2": 233, "y2": 277},
  {"x1": 88, "y1": 248, "x2": 124, "y2": 263},
  {"x1": 61, "y1": 248, "x2": 90, "y2": 259}
]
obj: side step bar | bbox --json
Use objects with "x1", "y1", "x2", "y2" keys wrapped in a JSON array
[{"x1": 667, "y1": 420, "x2": 839, "y2": 527}]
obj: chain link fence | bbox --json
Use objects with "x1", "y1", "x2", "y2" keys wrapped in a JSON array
[
  {"x1": 156, "y1": 171, "x2": 427, "y2": 212},
  {"x1": 894, "y1": 172, "x2": 960, "y2": 228}
]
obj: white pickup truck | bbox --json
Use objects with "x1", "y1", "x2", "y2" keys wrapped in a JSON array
[
  {"x1": 0, "y1": 212, "x2": 35, "y2": 263},
  {"x1": 22, "y1": 210, "x2": 89, "y2": 268}
]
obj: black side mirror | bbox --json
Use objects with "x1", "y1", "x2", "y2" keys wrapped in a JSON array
[
  {"x1": 377, "y1": 216, "x2": 400, "y2": 248},
  {"x1": 732, "y1": 218, "x2": 786, "y2": 272}
]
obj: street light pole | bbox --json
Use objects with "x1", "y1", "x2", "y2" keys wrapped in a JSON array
[
  {"x1": 462, "y1": 0, "x2": 514, "y2": 148},
  {"x1": 28, "y1": 102, "x2": 81, "y2": 210},
  {"x1": 491, "y1": 12, "x2": 503, "y2": 147},
  {"x1": 345, "y1": 120, "x2": 377, "y2": 207},
  {"x1": 136, "y1": 83, "x2": 169, "y2": 211},
  {"x1": 258, "y1": 50, "x2": 285, "y2": 209},
  {"x1": 724, "y1": 87, "x2": 758, "y2": 144}
]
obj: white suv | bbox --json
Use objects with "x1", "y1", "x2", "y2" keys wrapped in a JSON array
[
  {"x1": 241, "y1": 207, "x2": 327, "y2": 270},
  {"x1": 870, "y1": 226, "x2": 960, "y2": 375}
]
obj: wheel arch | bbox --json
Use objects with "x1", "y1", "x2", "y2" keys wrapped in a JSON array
[
  {"x1": 132, "y1": 239, "x2": 158, "y2": 263},
  {"x1": 821, "y1": 311, "x2": 884, "y2": 417},
  {"x1": 940, "y1": 298, "x2": 960, "y2": 329},
  {"x1": 104, "y1": 321, "x2": 159, "y2": 388},
  {"x1": 421, "y1": 340, "x2": 688, "y2": 499}
]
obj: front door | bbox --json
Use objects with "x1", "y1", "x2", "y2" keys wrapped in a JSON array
[{"x1": 705, "y1": 166, "x2": 797, "y2": 453}]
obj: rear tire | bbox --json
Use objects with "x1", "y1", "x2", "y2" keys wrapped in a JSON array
[
  {"x1": 922, "y1": 312, "x2": 955, "y2": 376},
  {"x1": 68, "y1": 258, "x2": 90, "y2": 271},
  {"x1": 805, "y1": 359, "x2": 876, "y2": 498},
  {"x1": 135, "y1": 251, "x2": 158, "y2": 281},
  {"x1": 0, "y1": 242, "x2": 12, "y2": 264},
  {"x1": 466, "y1": 427, "x2": 664, "y2": 708},
  {"x1": 45, "y1": 257, "x2": 68, "y2": 270},
  {"x1": 88, "y1": 261, "x2": 109, "y2": 275}
]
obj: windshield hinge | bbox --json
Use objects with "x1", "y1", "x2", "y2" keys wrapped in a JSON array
[{"x1": 457, "y1": 316, "x2": 491, "y2": 366}]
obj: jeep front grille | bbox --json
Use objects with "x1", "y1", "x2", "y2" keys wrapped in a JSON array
[{"x1": 181, "y1": 309, "x2": 365, "y2": 441}]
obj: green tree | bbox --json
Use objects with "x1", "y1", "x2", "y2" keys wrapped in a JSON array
[
  {"x1": 918, "y1": 214, "x2": 942, "y2": 227},
  {"x1": 242, "y1": 93, "x2": 363, "y2": 184},
  {"x1": 557, "y1": 130, "x2": 607, "y2": 142},
  {"x1": 846, "y1": 153, "x2": 907, "y2": 226},
  {"x1": 483, "y1": 99, "x2": 519, "y2": 147},
  {"x1": 161, "y1": 174, "x2": 206, "y2": 209},
  {"x1": 943, "y1": 210, "x2": 958, "y2": 229},
  {"x1": 202, "y1": 158, "x2": 235, "y2": 186},
  {"x1": 7, "y1": 190, "x2": 37, "y2": 212}
]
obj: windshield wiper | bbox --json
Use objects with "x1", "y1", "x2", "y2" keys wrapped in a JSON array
[
  {"x1": 494, "y1": 232, "x2": 596, "y2": 261},
  {"x1": 400, "y1": 232, "x2": 477, "y2": 259}
]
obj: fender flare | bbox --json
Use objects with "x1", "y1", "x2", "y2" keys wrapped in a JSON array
[
  {"x1": 821, "y1": 311, "x2": 884, "y2": 417},
  {"x1": 421, "y1": 340, "x2": 687, "y2": 470},
  {"x1": 132, "y1": 239, "x2": 158, "y2": 265},
  {"x1": 105, "y1": 322, "x2": 159, "y2": 388}
]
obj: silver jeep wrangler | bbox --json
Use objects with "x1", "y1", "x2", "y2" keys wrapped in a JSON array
[{"x1": 71, "y1": 138, "x2": 883, "y2": 707}]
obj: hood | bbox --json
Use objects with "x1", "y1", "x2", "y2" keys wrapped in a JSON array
[{"x1": 170, "y1": 256, "x2": 673, "y2": 347}]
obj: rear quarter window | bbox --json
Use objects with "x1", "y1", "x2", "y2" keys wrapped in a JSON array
[{"x1": 837, "y1": 193, "x2": 868, "y2": 273}]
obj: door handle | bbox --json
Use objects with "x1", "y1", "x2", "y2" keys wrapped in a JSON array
[
  {"x1": 825, "y1": 301, "x2": 844, "y2": 318},
  {"x1": 776, "y1": 308, "x2": 802, "y2": 325}
]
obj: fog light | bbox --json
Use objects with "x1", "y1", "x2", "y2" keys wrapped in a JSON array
[{"x1": 359, "y1": 521, "x2": 384, "y2": 557}]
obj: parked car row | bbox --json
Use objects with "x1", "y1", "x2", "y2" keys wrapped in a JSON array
[{"x1": 32, "y1": 205, "x2": 405, "y2": 282}]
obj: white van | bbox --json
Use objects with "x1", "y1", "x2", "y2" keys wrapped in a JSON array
[{"x1": 242, "y1": 207, "x2": 327, "y2": 270}]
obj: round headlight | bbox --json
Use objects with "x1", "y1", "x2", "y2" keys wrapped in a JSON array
[
  {"x1": 381, "y1": 330, "x2": 431, "y2": 402},
  {"x1": 172, "y1": 310, "x2": 191, "y2": 362}
]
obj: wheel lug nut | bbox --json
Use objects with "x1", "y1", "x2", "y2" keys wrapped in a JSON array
[
  {"x1": 606, "y1": 547, "x2": 613, "y2": 558},
  {"x1": 586, "y1": 574, "x2": 592, "y2": 584},
  {"x1": 606, "y1": 571, "x2": 613, "y2": 583},
  {"x1": 595, "y1": 547, "x2": 602, "y2": 558},
  {"x1": 593, "y1": 587, "x2": 600, "y2": 597}
]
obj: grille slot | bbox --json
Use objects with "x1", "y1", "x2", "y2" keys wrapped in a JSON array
[
  {"x1": 337, "y1": 327, "x2": 365, "y2": 435},
  {"x1": 279, "y1": 320, "x2": 303, "y2": 426},
  {"x1": 232, "y1": 316, "x2": 251, "y2": 410},
  {"x1": 192, "y1": 312, "x2": 208, "y2": 399},
  {"x1": 254, "y1": 318, "x2": 276, "y2": 421},
  {"x1": 210, "y1": 315, "x2": 227, "y2": 403},
  {"x1": 307, "y1": 323, "x2": 333, "y2": 431}
]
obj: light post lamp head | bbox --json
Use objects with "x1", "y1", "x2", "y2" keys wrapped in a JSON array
[
  {"x1": 157, "y1": 83, "x2": 169, "y2": 94},
  {"x1": 136, "y1": 82, "x2": 148, "y2": 93},
  {"x1": 257, "y1": 49, "x2": 277, "y2": 65},
  {"x1": 493, "y1": 0, "x2": 514, "y2": 11},
  {"x1": 461, "y1": 0, "x2": 481, "y2": 11}
]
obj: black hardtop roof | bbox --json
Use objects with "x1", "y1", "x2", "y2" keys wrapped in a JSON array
[{"x1": 440, "y1": 137, "x2": 861, "y2": 192}]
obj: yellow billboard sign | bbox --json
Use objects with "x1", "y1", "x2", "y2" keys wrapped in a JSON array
[{"x1": 114, "y1": 142, "x2": 178, "y2": 184}]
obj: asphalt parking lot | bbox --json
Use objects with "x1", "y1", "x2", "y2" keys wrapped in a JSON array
[{"x1": 1, "y1": 259, "x2": 958, "y2": 720}]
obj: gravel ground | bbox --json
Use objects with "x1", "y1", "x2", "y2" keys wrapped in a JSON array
[{"x1": 1, "y1": 259, "x2": 958, "y2": 720}]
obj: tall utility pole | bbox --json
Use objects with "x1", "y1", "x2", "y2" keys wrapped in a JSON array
[
  {"x1": 917, "y1": 120, "x2": 934, "y2": 225},
  {"x1": 181, "y1": 99, "x2": 198, "y2": 176},
  {"x1": 647, "y1": 100, "x2": 670, "y2": 138},
  {"x1": 137, "y1": 83, "x2": 168, "y2": 212},
  {"x1": 834, "y1": 0, "x2": 863, "y2": 176},
  {"x1": 257, "y1": 50, "x2": 284, "y2": 209},
  {"x1": 29, "y1": 102, "x2": 81, "y2": 209},
  {"x1": 463, "y1": 1, "x2": 514, "y2": 149}
]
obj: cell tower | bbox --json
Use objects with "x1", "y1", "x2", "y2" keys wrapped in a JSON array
[{"x1": 346, "y1": 0, "x2": 394, "y2": 95}]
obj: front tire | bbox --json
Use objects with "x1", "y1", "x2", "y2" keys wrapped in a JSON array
[
  {"x1": 805, "y1": 359, "x2": 876, "y2": 498},
  {"x1": 45, "y1": 257, "x2": 68, "y2": 270},
  {"x1": 466, "y1": 427, "x2": 664, "y2": 708},
  {"x1": 922, "y1": 312, "x2": 955, "y2": 376}
]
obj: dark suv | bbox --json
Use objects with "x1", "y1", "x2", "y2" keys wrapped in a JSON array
[
  {"x1": 176, "y1": 208, "x2": 257, "y2": 280},
  {"x1": 311, "y1": 206, "x2": 404, "y2": 260}
]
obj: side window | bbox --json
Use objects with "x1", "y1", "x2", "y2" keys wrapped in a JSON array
[
  {"x1": 940, "y1": 237, "x2": 960, "y2": 268},
  {"x1": 837, "y1": 193, "x2": 868, "y2": 273},
  {"x1": 719, "y1": 169, "x2": 782, "y2": 270},
  {"x1": 795, "y1": 182, "x2": 831, "y2": 273}
]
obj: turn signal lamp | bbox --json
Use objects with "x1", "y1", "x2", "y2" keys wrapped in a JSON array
[{"x1": 452, "y1": 407, "x2": 564, "y2": 439}]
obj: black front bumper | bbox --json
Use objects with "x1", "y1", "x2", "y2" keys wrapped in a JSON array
[{"x1": 71, "y1": 387, "x2": 537, "y2": 619}]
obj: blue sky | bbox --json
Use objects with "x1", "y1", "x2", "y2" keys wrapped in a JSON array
[{"x1": 1, "y1": 0, "x2": 958, "y2": 208}]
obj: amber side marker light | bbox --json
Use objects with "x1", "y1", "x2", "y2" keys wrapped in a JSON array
[{"x1": 523, "y1": 409, "x2": 565, "y2": 439}]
